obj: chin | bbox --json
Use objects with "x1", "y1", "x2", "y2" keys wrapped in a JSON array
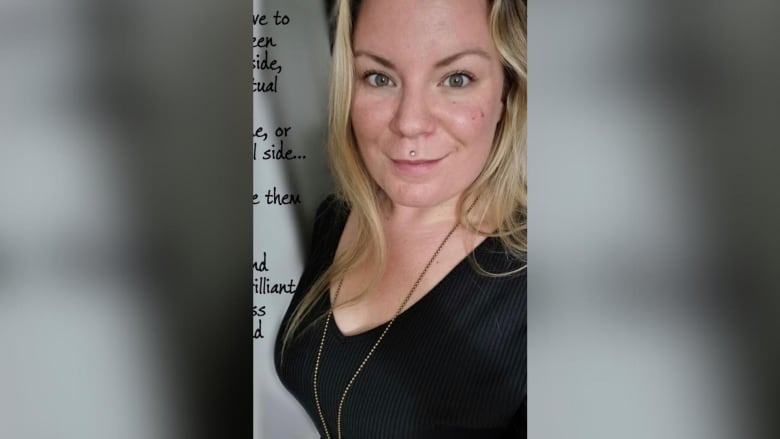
[{"x1": 381, "y1": 185, "x2": 460, "y2": 211}]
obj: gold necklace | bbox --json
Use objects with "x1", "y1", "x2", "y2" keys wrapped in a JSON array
[{"x1": 313, "y1": 222, "x2": 459, "y2": 439}]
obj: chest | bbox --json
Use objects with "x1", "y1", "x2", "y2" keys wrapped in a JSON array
[
  {"x1": 330, "y1": 234, "x2": 486, "y2": 337},
  {"x1": 278, "y1": 272, "x2": 526, "y2": 438}
]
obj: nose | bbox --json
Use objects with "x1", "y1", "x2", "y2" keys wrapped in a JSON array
[{"x1": 389, "y1": 85, "x2": 436, "y2": 138}]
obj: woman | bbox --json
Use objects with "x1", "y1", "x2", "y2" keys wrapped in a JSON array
[{"x1": 275, "y1": 0, "x2": 526, "y2": 437}]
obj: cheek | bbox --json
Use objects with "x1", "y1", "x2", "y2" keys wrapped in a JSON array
[
  {"x1": 445, "y1": 100, "x2": 500, "y2": 150},
  {"x1": 350, "y1": 95, "x2": 392, "y2": 144},
  {"x1": 350, "y1": 100, "x2": 390, "y2": 177}
]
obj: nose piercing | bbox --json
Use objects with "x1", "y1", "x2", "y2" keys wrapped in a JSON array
[{"x1": 409, "y1": 150, "x2": 416, "y2": 157}]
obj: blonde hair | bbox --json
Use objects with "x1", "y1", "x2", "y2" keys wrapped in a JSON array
[{"x1": 281, "y1": 0, "x2": 526, "y2": 353}]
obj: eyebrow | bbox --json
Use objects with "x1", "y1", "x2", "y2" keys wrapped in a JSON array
[
  {"x1": 353, "y1": 51, "x2": 397, "y2": 70},
  {"x1": 353, "y1": 49, "x2": 492, "y2": 71},
  {"x1": 434, "y1": 49, "x2": 492, "y2": 68}
]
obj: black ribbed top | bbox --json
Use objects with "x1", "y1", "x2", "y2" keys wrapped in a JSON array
[{"x1": 275, "y1": 196, "x2": 526, "y2": 439}]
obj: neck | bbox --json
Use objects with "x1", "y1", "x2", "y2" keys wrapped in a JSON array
[{"x1": 381, "y1": 194, "x2": 461, "y2": 231}]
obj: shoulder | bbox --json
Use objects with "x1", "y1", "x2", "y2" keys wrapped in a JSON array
[
  {"x1": 312, "y1": 194, "x2": 349, "y2": 233},
  {"x1": 304, "y1": 194, "x2": 350, "y2": 265},
  {"x1": 471, "y1": 237, "x2": 527, "y2": 280}
]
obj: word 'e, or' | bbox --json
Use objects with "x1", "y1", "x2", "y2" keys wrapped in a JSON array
[{"x1": 253, "y1": 126, "x2": 292, "y2": 141}]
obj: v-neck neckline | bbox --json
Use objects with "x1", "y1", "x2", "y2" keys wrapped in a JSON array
[{"x1": 322, "y1": 203, "x2": 494, "y2": 342}]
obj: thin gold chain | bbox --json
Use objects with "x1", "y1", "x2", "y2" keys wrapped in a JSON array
[{"x1": 313, "y1": 222, "x2": 460, "y2": 439}]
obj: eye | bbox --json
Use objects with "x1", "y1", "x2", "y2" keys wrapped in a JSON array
[
  {"x1": 364, "y1": 72, "x2": 394, "y2": 87},
  {"x1": 442, "y1": 72, "x2": 473, "y2": 88}
]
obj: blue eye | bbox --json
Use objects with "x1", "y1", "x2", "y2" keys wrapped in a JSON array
[
  {"x1": 443, "y1": 72, "x2": 472, "y2": 88},
  {"x1": 365, "y1": 72, "x2": 394, "y2": 87}
]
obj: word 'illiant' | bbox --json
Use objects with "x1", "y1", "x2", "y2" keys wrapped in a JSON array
[{"x1": 254, "y1": 276, "x2": 297, "y2": 294}]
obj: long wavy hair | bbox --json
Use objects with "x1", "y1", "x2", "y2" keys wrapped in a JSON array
[{"x1": 281, "y1": 0, "x2": 526, "y2": 353}]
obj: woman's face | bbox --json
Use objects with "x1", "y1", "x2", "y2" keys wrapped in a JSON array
[{"x1": 350, "y1": 0, "x2": 505, "y2": 211}]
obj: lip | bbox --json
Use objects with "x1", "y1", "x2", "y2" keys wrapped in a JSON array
[{"x1": 391, "y1": 157, "x2": 444, "y2": 177}]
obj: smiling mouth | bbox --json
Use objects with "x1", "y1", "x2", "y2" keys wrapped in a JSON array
[{"x1": 391, "y1": 157, "x2": 444, "y2": 176}]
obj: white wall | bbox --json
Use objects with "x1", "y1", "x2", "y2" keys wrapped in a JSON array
[{"x1": 253, "y1": 1, "x2": 332, "y2": 438}]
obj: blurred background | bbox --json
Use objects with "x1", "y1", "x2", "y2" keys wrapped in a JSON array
[
  {"x1": 1, "y1": 0, "x2": 778, "y2": 438},
  {"x1": 1, "y1": 0, "x2": 251, "y2": 438},
  {"x1": 529, "y1": 1, "x2": 780, "y2": 438},
  {"x1": 252, "y1": 0, "x2": 330, "y2": 438}
]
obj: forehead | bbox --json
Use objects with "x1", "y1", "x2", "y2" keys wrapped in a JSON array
[{"x1": 352, "y1": 0, "x2": 494, "y2": 58}]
